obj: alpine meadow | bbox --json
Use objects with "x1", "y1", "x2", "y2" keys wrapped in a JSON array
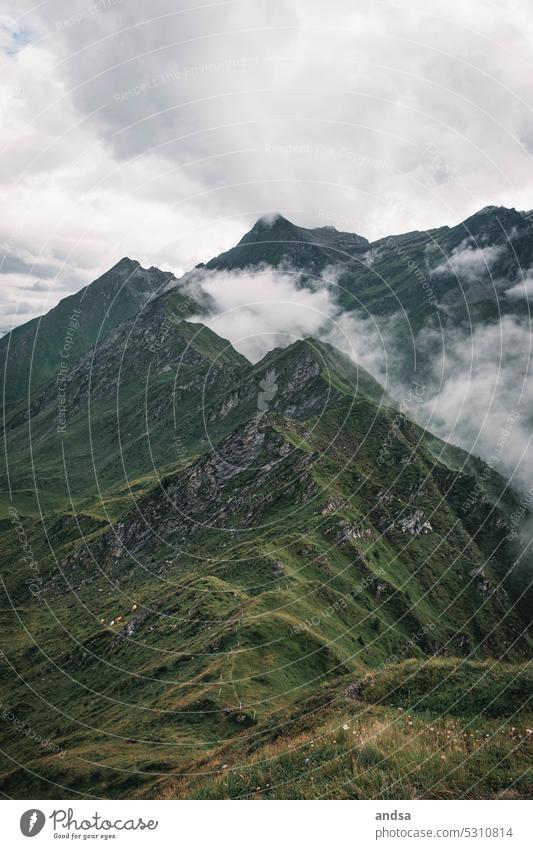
[
  {"x1": 1, "y1": 0, "x2": 532, "y2": 815},
  {"x1": 1, "y1": 208, "x2": 532, "y2": 800}
]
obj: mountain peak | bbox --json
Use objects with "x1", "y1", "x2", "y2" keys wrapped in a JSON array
[
  {"x1": 207, "y1": 214, "x2": 368, "y2": 271},
  {"x1": 255, "y1": 335, "x2": 390, "y2": 408},
  {"x1": 240, "y1": 213, "x2": 301, "y2": 245},
  {"x1": 241, "y1": 214, "x2": 369, "y2": 249},
  {"x1": 255, "y1": 212, "x2": 290, "y2": 227},
  {"x1": 108, "y1": 257, "x2": 141, "y2": 272},
  {"x1": 460, "y1": 205, "x2": 524, "y2": 229}
]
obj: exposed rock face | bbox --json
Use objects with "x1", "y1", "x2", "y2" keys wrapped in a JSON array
[
  {"x1": 284, "y1": 355, "x2": 320, "y2": 393},
  {"x1": 335, "y1": 522, "x2": 373, "y2": 545},
  {"x1": 389, "y1": 510, "x2": 432, "y2": 536},
  {"x1": 3, "y1": 209, "x2": 533, "y2": 804},
  {"x1": 345, "y1": 682, "x2": 363, "y2": 700},
  {"x1": 272, "y1": 560, "x2": 286, "y2": 576},
  {"x1": 206, "y1": 343, "x2": 349, "y2": 427},
  {"x1": 320, "y1": 496, "x2": 351, "y2": 516},
  {"x1": 65, "y1": 418, "x2": 315, "y2": 570},
  {"x1": 271, "y1": 354, "x2": 341, "y2": 419},
  {"x1": 211, "y1": 391, "x2": 240, "y2": 420}
]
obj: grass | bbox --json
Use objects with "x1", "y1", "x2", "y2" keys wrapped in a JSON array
[
  {"x1": 1, "y1": 664, "x2": 530, "y2": 800},
  {"x1": 156, "y1": 680, "x2": 533, "y2": 800},
  {"x1": 0, "y1": 327, "x2": 531, "y2": 800}
]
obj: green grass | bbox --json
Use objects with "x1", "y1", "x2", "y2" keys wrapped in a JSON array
[{"x1": 1, "y1": 270, "x2": 532, "y2": 800}]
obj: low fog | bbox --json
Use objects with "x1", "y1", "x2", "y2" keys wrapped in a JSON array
[{"x1": 182, "y1": 264, "x2": 533, "y2": 493}]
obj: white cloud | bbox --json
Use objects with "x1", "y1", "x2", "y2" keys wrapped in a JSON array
[
  {"x1": 432, "y1": 241, "x2": 502, "y2": 284},
  {"x1": 386, "y1": 314, "x2": 533, "y2": 490},
  {"x1": 185, "y1": 265, "x2": 339, "y2": 363},
  {"x1": 2, "y1": 0, "x2": 533, "y2": 324},
  {"x1": 505, "y1": 273, "x2": 533, "y2": 300},
  {"x1": 185, "y1": 260, "x2": 533, "y2": 489}
]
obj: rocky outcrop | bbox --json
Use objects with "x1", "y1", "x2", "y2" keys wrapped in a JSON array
[{"x1": 388, "y1": 510, "x2": 432, "y2": 536}]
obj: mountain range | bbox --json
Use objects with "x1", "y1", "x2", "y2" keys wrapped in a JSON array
[{"x1": 0, "y1": 206, "x2": 531, "y2": 799}]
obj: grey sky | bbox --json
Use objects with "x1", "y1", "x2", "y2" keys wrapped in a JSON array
[{"x1": 2, "y1": 0, "x2": 533, "y2": 327}]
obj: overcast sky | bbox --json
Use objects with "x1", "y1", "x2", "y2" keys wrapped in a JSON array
[{"x1": 2, "y1": 0, "x2": 533, "y2": 328}]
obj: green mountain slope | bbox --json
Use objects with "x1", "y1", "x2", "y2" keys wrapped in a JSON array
[
  {"x1": 206, "y1": 206, "x2": 533, "y2": 391},
  {"x1": 0, "y1": 327, "x2": 530, "y2": 798},
  {"x1": 0, "y1": 210, "x2": 531, "y2": 801},
  {"x1": 1, "y1": 317, "x2": 387, "y2": 511},
  {"x1": 207, "y1": 206, "x2": 533, "y2": 317},
  {"x1": 0, "y1": 258, "x2": 177, "y2": 409}
]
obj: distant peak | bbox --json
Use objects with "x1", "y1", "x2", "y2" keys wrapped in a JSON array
[
  {"x1": 257, "y1": 336, "x2": 344, "y2": 368},
  {"x1": 256, "y1": 212, "x2": 286, "y2": 226},
  {"x1": 113, "y1": 256, "x2": 141, "y2": 268},
  {"x1": 461, "y1": 205, "x2": 522, "y2": 225},
  {"x1": 205, "y1": 210, "x2": 369, "y2": 271},
  {"x1": 248, "y1": 213, "x2": 297, "y2": 233},
  {"x1": 109, "y1": 257, "x2": 141, "y2": 272},
  {"x1": 95, "y1": 258, "x2": 170, "y2": 291},
  {"x1": 237, "y1": 213, "x2": 301, "y2": 248}
]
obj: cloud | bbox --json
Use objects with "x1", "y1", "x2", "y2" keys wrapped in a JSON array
[
  {"x1": 318, "y1": 293, "x2": 533, "y2": 491},
  {"x1": 326, "y1": 304, "x2": 533, "y2": 491},
  {"x1": 185, "y1": 265, "x2": 340, "y2": 363},
  {"x1": 0, "y1": 252, "x2": 57, "y2": 278},
  {"x1": 505, "y1": 273, "x2": 533, "y2": 300},
  {"x1": 2, "y1": 1, "x2": 533, "y2": 324},
  {"x1": 196, "y1": 261, "x2": 533, "y2": 490},
  {"x1": 19, "y1": 280, "x2": 49, "y2": 291},
  {"x1": 403, "y1": 316, "x2": 533, "y2": 489},
  {"x1": 432, "y1": 241, "x2": 502, "y2": 284}
]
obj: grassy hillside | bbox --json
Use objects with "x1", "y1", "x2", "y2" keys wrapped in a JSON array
[
  {"x1": 0, "y1": 389, "x2": 530, "y2": 798},
  {"x1": 1, "y1": 211, "x2": 531, "y2": 800},
  {"x1": 0, "y1": 259, "x2": 181, "y2": 409}
]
